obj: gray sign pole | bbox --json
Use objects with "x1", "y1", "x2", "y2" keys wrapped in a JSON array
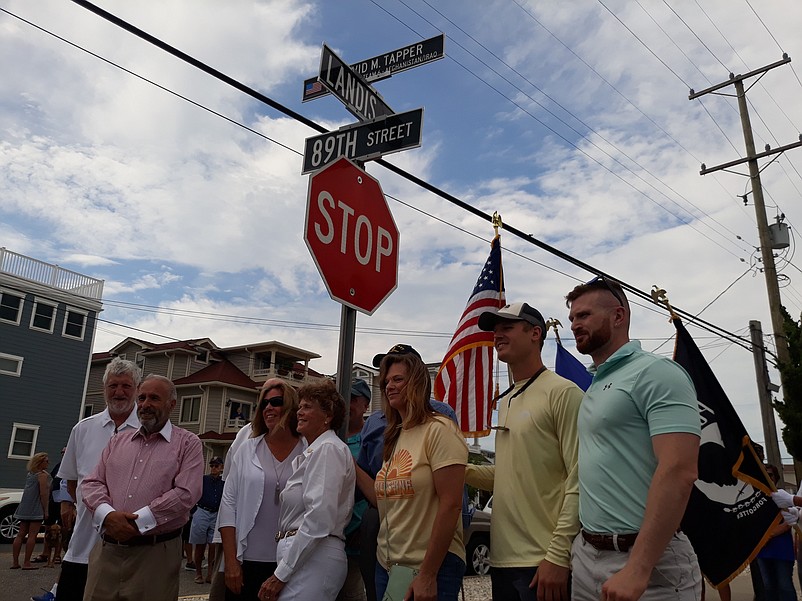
[{"x1": 336, "y1": 304, "x2": 357, "y2": 441}]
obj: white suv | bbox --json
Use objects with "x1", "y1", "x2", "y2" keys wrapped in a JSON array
[{"x1": 0, "y1": 489, "x2": 23, "y2": 544}]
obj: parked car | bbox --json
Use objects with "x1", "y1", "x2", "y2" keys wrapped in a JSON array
[
  {"x1": 483, "y1": 495, "x2": 493, "y2": 514},
  {"x1": 0, "y1": 488, "x2": 23, "y2": 544},
  {"x1": 464, "y1": 506, "x2": 491, "y2": 575}
]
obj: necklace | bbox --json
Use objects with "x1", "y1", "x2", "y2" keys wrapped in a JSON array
[{"x1": 268, "y1": 442, "x2": 291, "y2": 504}]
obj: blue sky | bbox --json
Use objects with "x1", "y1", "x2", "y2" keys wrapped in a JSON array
[{"x1": 2, "y1": 0, "x2": 802, "y2": 455}]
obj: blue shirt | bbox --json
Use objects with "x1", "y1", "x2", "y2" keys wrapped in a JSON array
[
  {"x1": 356, "y1": 400, "x2": 458, "y2": 478},
  {"x1": 197, "y1": 474, "x2": 224, "y2": 512}
]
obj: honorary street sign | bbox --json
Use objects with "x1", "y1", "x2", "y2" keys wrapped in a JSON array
[
  {"x1": 302, "y1": 108, "x2": 424, "y2": 174},
  {"x1": 304, "y1": 157, "x2": 399, "y2": 315},
  {"x1": 302, "y1": 34, "x2": 445, "y2": 102},
  {"x1": 318, "y1": 43, "x2": 394, "y2": 122}
]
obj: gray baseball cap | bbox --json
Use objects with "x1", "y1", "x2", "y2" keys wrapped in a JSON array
[{"x1": 350, "y1": 378, "x2": 371, "y2": 401}]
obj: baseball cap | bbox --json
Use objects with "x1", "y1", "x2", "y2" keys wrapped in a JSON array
[
  {"x1": 372, "y1": 344, "x2": 422, "y2": 368},
  {"x1": 477, "y1": 302, "x2": 547, "y2": 336},
  {"x1": 350, "y1": 378, "x2": 372, "y2": 401},
  {"x1": 209, "y1": 456, "x2": 224, "y2": 465}
]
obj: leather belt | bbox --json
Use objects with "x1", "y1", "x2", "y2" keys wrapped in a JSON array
[
  {"x1": 102, "y1": 528, "x2": 182, "y2": 547},
  {"x1": 197, "y1": 504, "x2": 219, "y2": 513},
  {"x1": 275, "y1": 529, "x2": 298, "y2": 542},
  {"x1": 581, "y1": 529, "x2": 638, "y2": 552}
]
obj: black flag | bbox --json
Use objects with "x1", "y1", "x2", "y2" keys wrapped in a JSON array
[{"x1": 673, "y1": 318, "x2": 780, "y2": 588}]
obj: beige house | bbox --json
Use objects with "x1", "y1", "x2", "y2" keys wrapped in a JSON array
[{"x1": 85, "y1": 337, "x2": 325, "y2": 462}]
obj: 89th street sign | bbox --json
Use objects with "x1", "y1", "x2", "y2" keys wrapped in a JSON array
[{"x1": 302, "y1": 108, "x2": 423, "y2": 174}]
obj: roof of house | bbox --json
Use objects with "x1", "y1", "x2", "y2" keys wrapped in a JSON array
[{"x1": 173, "y1": 359, "x2": 259, "y2": 390}]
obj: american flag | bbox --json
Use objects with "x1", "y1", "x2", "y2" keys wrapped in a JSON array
[
  {"x1": 434, "y1": 235, "x2": 505, "y2": 437},
  {"x1": 304, "y1": 80, "x2": 324, "y2": 97}
]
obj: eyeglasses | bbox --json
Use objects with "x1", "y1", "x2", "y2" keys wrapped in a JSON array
[
  {"x1": 260, "y1": 396, "x2": 284, "y2": 408},
  {"x1": 587, "y1": 275, "x2": 625, "y2": 307}
]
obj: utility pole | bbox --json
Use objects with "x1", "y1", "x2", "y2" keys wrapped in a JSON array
[
  {"x1": 749, "y1": 320, "x2": 781, "y2": 468},
  {"x1": 690, "y1": 56, "x2": 802, "y2": 466}
]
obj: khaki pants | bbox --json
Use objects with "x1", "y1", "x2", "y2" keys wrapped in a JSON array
[
  {"x1": 571, "y1": 532, "x2": 701, "y2": 601},
  {"x1": 83, "y1": 536, "x2": 181, "y2": 601}
]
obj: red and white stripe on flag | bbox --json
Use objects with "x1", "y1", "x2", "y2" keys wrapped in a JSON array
[{"x1": 434, "y1": 237, "x2": 505, "y2": 437}]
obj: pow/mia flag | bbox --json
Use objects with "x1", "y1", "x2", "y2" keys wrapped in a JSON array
[{"x1": 673, "y1": 318, "x2": 781, "y2": 589}]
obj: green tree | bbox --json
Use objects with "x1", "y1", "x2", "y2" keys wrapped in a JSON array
[{"x1": 773, "y1": 306, "x2": 802, "y2": 461}]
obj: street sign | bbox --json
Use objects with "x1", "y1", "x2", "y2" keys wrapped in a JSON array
[
  {"x1": 318, "y1": 43, "x2": 394, "y2": 122},
  {"x1": 304, "y1": 157, "x2": 399, "y2": 315},
  {"x1": 302, "y1": 34, "x2": 446, "y2": 102},
  {"x1": 302, "y1": 108, "x2": 424, "y2": 174}
]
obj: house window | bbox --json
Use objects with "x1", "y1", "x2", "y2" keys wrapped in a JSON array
[
  {"x1": 227, "y1": 400, "x2": 252, "y2": 427},
  {"x1": 63, "y1": 307, "x2": 87, "y2": 340},
  {"x1": 82, "y1": 404, "x2": 94, "y2": 419},
  {"x1": 0, "y1": 289, "x2": 23, "y2": 324},
  {"x1": 0, "y1": 353, "x2": 23, "y2": 377},
  {"x1": 29, "y1": 298, "x2": 57, "y2": 333},
  {"x1": 180, "y1": 396, "x2": 202, "y2": 424},
  {"x1": 8, "y1": 423, "x2": 40, "y2": 460},
  {"x1": 134, "y1": 352, "x2": 145, "y2": 371},
  {"x1": 195, "y1": 350, "x2": 209, "y2": 364}
]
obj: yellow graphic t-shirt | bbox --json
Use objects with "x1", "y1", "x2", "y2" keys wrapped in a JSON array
[{"x1": 375, "y1": 415, "x2": 468, "y2": 569}]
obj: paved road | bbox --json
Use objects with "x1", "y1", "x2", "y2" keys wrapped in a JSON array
[{"x1": 0, "y1": 544, "x2": 770, "y2": 601}]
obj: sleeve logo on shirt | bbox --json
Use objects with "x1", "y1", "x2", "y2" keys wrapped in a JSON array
[{"x1": 375, "y1": 449, "x2": 414, "y2": 499}]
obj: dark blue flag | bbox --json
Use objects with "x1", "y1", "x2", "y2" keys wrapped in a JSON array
[{"x1": 555, "y1": 342, "x2": 592, "y2": 391}]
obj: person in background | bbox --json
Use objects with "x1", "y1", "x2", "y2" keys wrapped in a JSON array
[
  {"x1": 190, "y1": 456, "x2": 225, "y2": 584},
  {"x1": 259, "y1": 380, "x2": 356, "y2": 600},
  {"x1": 759, "y1": 464, "x2": 798, "y2": 601},
  {"x1": 33, "y1": 447, "x2": 67, "y2": 565},
  {"x1": 11, "y1": 452, "x2": 51, "y2": 570},
  {"x1": 354, "y1": 344, "x2": 459, "y2": 601},
  {"x1": 81, "y1": 374, "x2": 203, "y2": 601},
  {"x1": 218, "y1": 379, "x2": 304, "y2": 601},
  {"x1": 337, "y1": 378, "x2": 371, "y2": 601},
  {"x1": 369, "y1": 350, "x2": 468, "y2": 601}
]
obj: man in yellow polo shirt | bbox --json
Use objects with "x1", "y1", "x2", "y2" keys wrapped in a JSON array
[{"x1": 466, "y1": 302, "x2": 583, "y2": 600}]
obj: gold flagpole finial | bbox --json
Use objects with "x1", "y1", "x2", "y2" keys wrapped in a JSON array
[
  {"x1": 546, "y1": 318, "x2": 562, "y2": 345},
  {"x1": 650, "y1": 285, "x2": 678, "y2": 321},
  {"x1": 492, "y1": 212, "x2": 502, "y2": 238}
]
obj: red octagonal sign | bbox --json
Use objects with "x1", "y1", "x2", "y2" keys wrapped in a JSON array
[{"x1": 304, "y1": 157, "x2": 399, "y2": 315}]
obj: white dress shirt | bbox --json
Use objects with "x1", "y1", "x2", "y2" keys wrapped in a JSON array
[
  {"x1": 274, "y1": 429, "x2": 355, "y2": 583},
  {"x1": 57, "y1": 407, "x2": 140, "y2": 563}
]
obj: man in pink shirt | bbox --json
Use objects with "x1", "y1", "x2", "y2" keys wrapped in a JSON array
[{"x1": 81, "y1": 374, "x2": 203, "y2": 601}]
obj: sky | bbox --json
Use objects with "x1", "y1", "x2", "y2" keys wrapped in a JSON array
[{"x1": 2, "y1": 0, "x2": 802, "y2": 457}]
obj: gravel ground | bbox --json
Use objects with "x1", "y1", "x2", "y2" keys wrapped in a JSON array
[{"x1": 461, "y1": 575, "x2": 492, "y2": 601}]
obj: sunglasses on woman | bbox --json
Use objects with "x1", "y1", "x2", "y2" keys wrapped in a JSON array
[{"x1": 260, "y1": 396, "x2": 284, "y2": 409}]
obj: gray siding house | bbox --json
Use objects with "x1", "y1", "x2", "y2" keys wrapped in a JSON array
[{"x1": 0, "y1": 248, "x2": 103, "y2": 489}]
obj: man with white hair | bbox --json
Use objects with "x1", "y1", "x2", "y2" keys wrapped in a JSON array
[{"x1": 49, "y1": 357, "x2": 142, "y2": 601}]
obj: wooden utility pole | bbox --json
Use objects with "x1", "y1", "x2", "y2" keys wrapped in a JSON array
[
  {"x1": 750, "y1": 320, "x2": 782, "y2": 468},
  {"x1": 690, "y1": 56, "x2": 802, "y2": 468}
]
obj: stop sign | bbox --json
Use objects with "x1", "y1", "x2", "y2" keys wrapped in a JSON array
[{"x1": 304, "y1": 157, "x2": 399, "y2": 315}]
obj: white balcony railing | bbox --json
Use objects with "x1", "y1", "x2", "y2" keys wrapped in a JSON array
[{"x1": 0, "y1": 247, "x2": 104, "y2": 300}]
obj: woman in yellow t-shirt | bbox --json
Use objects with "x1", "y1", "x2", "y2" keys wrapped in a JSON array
[{"x1": 373, "y1": 351, "x2": 468, "y2": 601}]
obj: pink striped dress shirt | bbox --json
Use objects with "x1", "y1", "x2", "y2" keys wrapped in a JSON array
[{"x1": 82, "y1": 420, "x2": 203, "y2": 535}]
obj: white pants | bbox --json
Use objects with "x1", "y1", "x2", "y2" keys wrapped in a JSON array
[
  {"x1": 276, "y1": 536, "x2": 347, "y2": 600},
  {"x1": 571, "y1": 532, "x2": 702, "y2": 601}
]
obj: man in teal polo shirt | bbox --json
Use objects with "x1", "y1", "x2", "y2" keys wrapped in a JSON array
[{"x1": 565, "y1": 277, "x2": 702, "y2": 601}]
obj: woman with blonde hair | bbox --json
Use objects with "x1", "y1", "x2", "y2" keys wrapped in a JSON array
[
  {"x1": 11, "y1": 452, "x2": 51, "y2": 570},
  {"x1": 218, "y1": 379, "x2": 305, "y2": 600},
  {"x1": 372, "y1": 351, "x2": 468, "y2": 601}
]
